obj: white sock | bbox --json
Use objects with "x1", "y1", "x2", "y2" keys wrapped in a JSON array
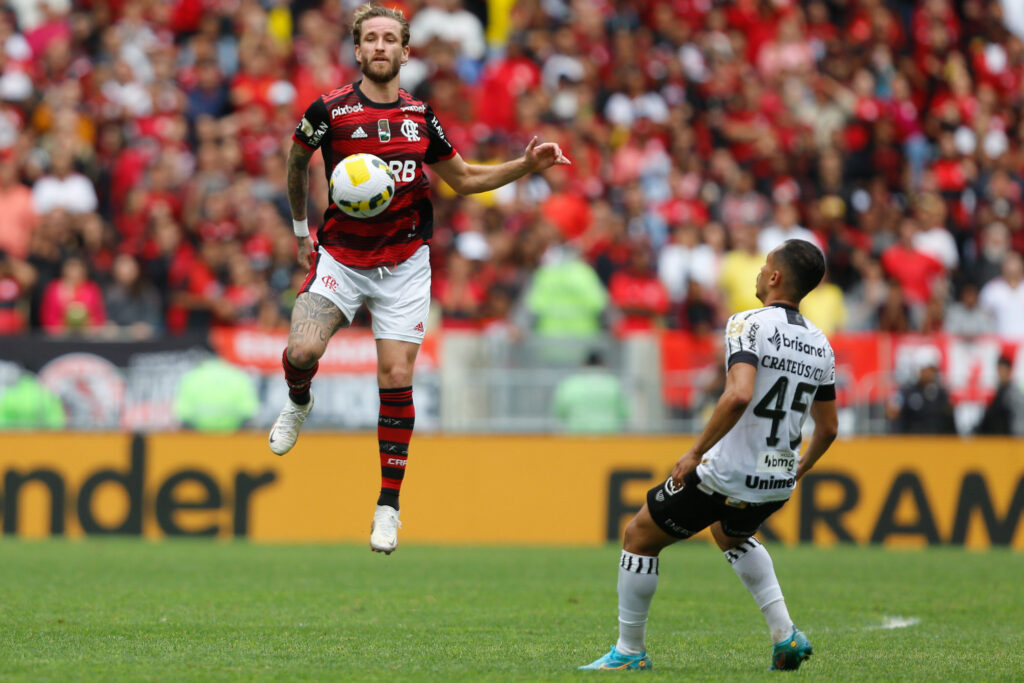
[
  {"x1": 615, "y1": 550, "x2": 659, "y2": 655},
  {"x1": 724, "y1": 537, "x2": 793, "y2": 643}
]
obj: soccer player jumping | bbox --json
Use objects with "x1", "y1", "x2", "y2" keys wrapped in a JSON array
[
  {"x1": 270, "y1": 3, "x2": 569, "y2": 554},
  {"x1": 580, "y1": 239, "x2": 838, "y2": 671}
]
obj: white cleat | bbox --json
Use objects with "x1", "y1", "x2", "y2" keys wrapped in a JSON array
[
  {"x1": 370, "y1": 505, "x2": 401, "y2": 554},
  {"x1": 268, "y1": 396, "x2": 314, "y2": 455}
]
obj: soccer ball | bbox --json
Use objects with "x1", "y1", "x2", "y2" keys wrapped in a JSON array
[{"x1": 330, "y1": 153, "x2": 396, "y2": 219}]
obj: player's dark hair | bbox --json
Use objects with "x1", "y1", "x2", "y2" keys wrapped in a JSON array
[
  {"x1": 775, "y1": 239, "x2": 826, "y2": 301},
  {"x1": 351, "y1": 3, "x2": 410, "y2": 47}
]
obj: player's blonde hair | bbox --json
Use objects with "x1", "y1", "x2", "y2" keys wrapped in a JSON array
[{"x1": 351, "y1": 3, "x2": 410, "y2": 47}]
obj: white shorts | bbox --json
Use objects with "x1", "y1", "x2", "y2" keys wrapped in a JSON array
[{"x1": 302, "y1": 245, "x2": 431, "y2": 344}]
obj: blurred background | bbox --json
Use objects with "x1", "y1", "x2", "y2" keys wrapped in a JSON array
[{"x1": 0, "y1": 0, "x2": 1023, "y2": 439}]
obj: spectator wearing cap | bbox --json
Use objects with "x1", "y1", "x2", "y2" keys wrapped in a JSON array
[{"x1": 979, "y1": 251, "x2": 1024, "y2": 337}]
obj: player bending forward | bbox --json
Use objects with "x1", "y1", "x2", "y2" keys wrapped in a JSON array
[
  {"x1": 580, "y1": 239, "x2": 838, "y2": 672},
  {"x1": 269, "y1": 3, "x2": 569, "y2": 554}
]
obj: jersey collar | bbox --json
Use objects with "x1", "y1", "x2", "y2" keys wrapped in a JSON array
[
  {"x1": 769, "y1": 302, "x2": 800, "y2": 312},
  {"x1": 354, "y1": 80, "x2": 401, "y2": 109}
]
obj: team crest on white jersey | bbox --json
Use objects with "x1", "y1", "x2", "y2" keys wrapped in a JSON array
[
  {"x1": 727, "y1": 317, "x2": 746, "y2": 338},
  {"x1": 401, "y1": 119, "x2": 420, "y2": 141}
]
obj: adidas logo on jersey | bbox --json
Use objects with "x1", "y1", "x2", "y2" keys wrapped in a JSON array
[
  {"x1": 351, "y1": 126, "x2": 368, "y2": 139},
  {"x1": 413, "y1": 322, "x2": 424, "y2": 333}
]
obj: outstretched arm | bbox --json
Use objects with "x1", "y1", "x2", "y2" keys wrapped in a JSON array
[
  {"x1": 429, "y1": 136, "x2": 571, "y2": 195},
  {"x1": 287, "y1": 142, "x2": 316, "y2": 269}
]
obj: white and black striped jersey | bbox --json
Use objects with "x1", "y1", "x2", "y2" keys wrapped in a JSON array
[{"x1": 696, "y1": 303, "x2": 836, "y2": 503}]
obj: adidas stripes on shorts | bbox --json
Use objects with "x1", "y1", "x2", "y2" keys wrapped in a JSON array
[{"x1": 302, "y1": 244, "x2": 431, "y2": 344}]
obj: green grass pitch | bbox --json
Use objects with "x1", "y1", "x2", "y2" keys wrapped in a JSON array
[{"x1": 0, "y1": 540, "x2": 1021, "y2": 681}]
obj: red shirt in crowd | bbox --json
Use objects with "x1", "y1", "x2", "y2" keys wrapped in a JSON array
[
  {"x1": 0, "y1": 274, "x2": 26, "y2": 334},
  {"x1": 609, "y1": 268, "x2": 669, "y2": 335},
  {"x1": 40, "y1": 279, "x2": 106, "y2": 333},
  {"x1": 475, "y1": 55, "x2": 540, "y2": 135},
  {"x1": 880, "y1": 244, "x2": 945, "y2": 305},
  {"x1": 542, "y1": 191, "x2": 592, "y2": 242}
]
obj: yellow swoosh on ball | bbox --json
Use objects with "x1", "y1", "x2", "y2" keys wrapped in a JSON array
[{"x1": 345, "y1": 156, "x2": 370, "y2": 186}]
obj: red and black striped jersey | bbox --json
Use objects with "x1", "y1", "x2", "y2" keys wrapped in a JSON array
[{"x1": 292, "y1": 80, "x2": 457, "y2": 269}]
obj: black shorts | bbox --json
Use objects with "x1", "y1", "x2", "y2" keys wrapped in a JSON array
[{"x1": 646, "y1": 470, "x2": 787, "y2": 539}]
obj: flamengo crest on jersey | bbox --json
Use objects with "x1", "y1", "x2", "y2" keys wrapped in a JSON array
[
  {"x1": 695, "y1": 304, "x2": 836, "y2": 503},
  {"x1": 292, "y1": 81, "x2": 457, "y2": 269}
]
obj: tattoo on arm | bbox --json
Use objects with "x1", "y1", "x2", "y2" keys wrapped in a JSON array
[{"x1": 287, "y1": 144, "x2": 315, "y2": 221}]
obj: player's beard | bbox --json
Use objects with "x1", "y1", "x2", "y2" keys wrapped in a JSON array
[{"x1": 360, "y1": 53, "x2": 402, "y2": 84}]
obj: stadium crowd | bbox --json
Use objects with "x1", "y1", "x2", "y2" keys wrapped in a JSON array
[{"x1": 1, "y1": 0, "x2": 1024, "y2": 344}]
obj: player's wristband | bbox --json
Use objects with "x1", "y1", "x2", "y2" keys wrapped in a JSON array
[{"x1": 292, "y1": 218, "x2": 309, "y2": 238}]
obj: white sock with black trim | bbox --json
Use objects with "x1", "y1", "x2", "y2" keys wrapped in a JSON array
[
  {"x1": 615, "y1": 549, "x2": 659, "y2": 655},
  {"x1": 725, "y1": 537, "x2": 793, "y2": 643}
]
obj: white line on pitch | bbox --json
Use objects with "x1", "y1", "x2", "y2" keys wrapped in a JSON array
[{"x1": 875, "y1": 616, "x2": 921, "y2": 630}]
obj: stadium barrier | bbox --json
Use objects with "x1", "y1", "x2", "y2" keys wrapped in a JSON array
[
  {"x1": 4, "y1": 329, "x2": 1022, "y2": 434},
  {"x1": 1, "y1": 434, "x2": 1021, "y2": 549}
]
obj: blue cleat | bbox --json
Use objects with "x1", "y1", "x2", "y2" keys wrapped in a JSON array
[
  {"x1": 769, "y1": 627, "x2": 813, "y2": 671},
  {"x1": 579, "y1": 645, "x2": 652, "y2": 671}
]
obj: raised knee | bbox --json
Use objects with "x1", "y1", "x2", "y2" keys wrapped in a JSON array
[{"x1": 286, "y1": 344, "x2": 321, "y2": 369}]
